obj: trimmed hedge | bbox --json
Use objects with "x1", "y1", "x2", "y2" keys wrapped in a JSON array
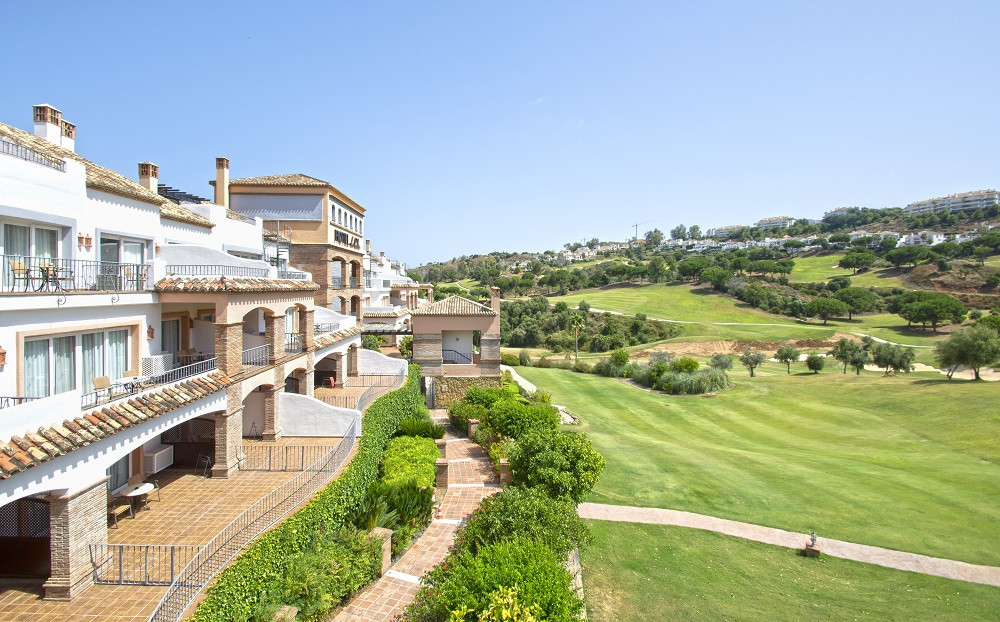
[
  {"x1": 191, "y1": 365, "x2": 423, "y2": 622},
  {"x1": 381, "y1": 436, "x2": 440, "y2": 488}
]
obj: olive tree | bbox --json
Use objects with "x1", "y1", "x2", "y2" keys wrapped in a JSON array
[
  {"x1": 775, "y1": 344, "x2": 800, "y2": 374},
  {"x1": 739, "y1": 347, "x2": 766, "y2": 377},
  {"x1": 934, "y1": 325, "x2": 1000, "y2": 380}
]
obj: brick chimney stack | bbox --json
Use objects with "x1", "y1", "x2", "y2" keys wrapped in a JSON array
[
  {"x1": 138, "y1": 162, "x2": 159, "y2": 192},
  {"x1": 214, "y1": 157, "x2": 230, "y2": 208},
  {"x1": 490, "y1": 286, "x2": 501, "y2": 314}
]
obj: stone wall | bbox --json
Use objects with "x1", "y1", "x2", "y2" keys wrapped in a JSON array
[
  {"x1": 431, "y1": 375, "x2": 502, "y2": 408},
  {"x1": 43, "y1": 478, "x2": 108, "y2": 599}
]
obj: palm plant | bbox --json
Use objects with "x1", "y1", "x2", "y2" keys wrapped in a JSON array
[{"x1": 569, "y1": 313, "x2": 585, "y2": 362}]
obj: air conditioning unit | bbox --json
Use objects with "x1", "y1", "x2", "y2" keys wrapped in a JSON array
[{"x1": 143, "y1": 444, "x2": 174, "y2": 474}]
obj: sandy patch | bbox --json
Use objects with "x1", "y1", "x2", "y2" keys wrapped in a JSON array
[{"x1": 634, "y1": 332, "x2": 859, "y2": 358}]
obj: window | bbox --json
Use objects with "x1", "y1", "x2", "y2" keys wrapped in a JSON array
[
  {"x1": 24, "y1": 336, "x2": 76, "y2": 398},
  {"x1": 100, "y1": 236, "x2": 146, "y2": 266},
  {"x1": 106, "y1": 455, "x2": 129, "y2": 492},
  {"x1": 161, "y1": 319, "x2": 181, "y2": 360},
  {"x1": 1, "y1": 222, "x2": 60, "y2": 258}
]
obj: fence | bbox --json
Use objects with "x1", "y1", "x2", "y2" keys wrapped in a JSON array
[
  {"x1": 242, "y1": 344, "x2": 270, "y2": 368},
  {"x1": 91, "y1": 544, "x2": 202, "y2": 586},
  {"x1": 2, "y1": 255, "x2": 151, "y2": 293},
  {"x1": 284, "y1": 333, "x2": 304, "y2": 353},
  {"x1": 442, "y1": 349, "x2": 473, "y2": 364},
  {"x1": 314, "y1": 322, "x2": 341, "y2": 334},
  {"x1": 239, "y1": 444, "x2": 337, "y2": 471},
  {"x1": 0, "y1": 396, "x2": 39, "y2": 410},
  {"x1": 147, "y1": 420, "x2": 358, "y2": 622},
  {"x1": 80, "y1": 358, "x2": 218, "y2": 410},
  {"x1": 1, "y1": 136, "x2": 66, "y2": 171},
  {"x1": 164, "y1": 265, "x2": 269, "y2": 278},
  {"x1": 318, "y1": 372, "x2": 406, "y2": 411}
]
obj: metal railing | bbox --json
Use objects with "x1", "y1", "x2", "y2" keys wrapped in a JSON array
[
  {"x1": 318, "y1": 372, "x2": 407, "y2": 411},
  {"x1": 278, "y1": 270, "x2": 308, "y2": 280},
  {"x1": 225, "y1": 211, "x2": 255, "y2": 225},
  {"x1": 164, "y1": 265, "x2": 269, "y2": 278},
  {"x1": 331, "y1": 276, "x2": 344, "y2": 288},
  {"x1": 442, "y1": 349, "x2": 473, "y2": 364},
  {"x1": 147, "y1": 420, "x2": 359, "y2": 622},
  {"x1": 242, "y1": 344, "x2": 270, "y2": 367},
  {"x1": 81, "y1": 357, "x2": 219, "y2": 410},
  {"x1": 284, "y1": 333, "x2": 303, "y2": 354},
  {"x1": 91, "y1": 544, "x2": 201, "y2": 586},
  {"x1": 314, "y1": 322, "x2": 340, "y2": 334},
  {"x1": 2, "y1": 255, "x2": 152, "y2": 293},
  {"x1": 0, "y1": 396, "x2": 39, "y2": 410},
  {"x1": 239, "y1": 444, "x2": 337, "y2": 471},
  {"x1": 349, "y1": 277, "x2": 361, "y2": 288},
  {"x1": 1, "y1": 136, "x2": 66, "y2": 171}
]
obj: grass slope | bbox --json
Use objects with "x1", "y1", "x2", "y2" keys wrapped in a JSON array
[
  {"x1": 584, "y1": 521, "x2": 1000, "y2": 622},
  {"x1": 518, "y1": 367, "x2": 1000, "y2": 565},
  {"x1": 790, "y1": 253, "x2": 906, "y2": 288}
]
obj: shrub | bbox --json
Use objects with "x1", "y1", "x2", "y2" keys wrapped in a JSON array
[
  {"x1": 454, "y1": 487, "x2": 591, "y2": 557},
  {"x1": 365, "y1": 480, "x2": 435, "y2": 555},
  {"x1": 518, "y1": 349, "x2": 532, "y2": 366},
  {"x1": 653, "y1": 369, "x2": 730, "y2": 395},
  {"x1": 572, "y1": 360, "x2": 592, "y2": 373},
  {"x1": 363, "y1": 334, "x2": 385, "y2": 351},
  {"x1": 508, "y1": 430, "x2": 605, "y2": 503},
  {"x1": 610, "y1": 348, "x2": 630, "y2": 366},
  {"x1": 193, "y1": 366, "x2": 423, "y2": 622},
  {"x1": 805, "y1": 354, "x2": 826, "y2": 373},
  {"x1": 970, "y1": 309, "x2": 984, "y2": 320},
  {"x1": 709, "y1": 354, "x2": 734, "y2": 371},
  {"x1": 381, "y1": 436, "x2": 440, "y2": 488},
  {"x1": 535, "y1": 356, "x2": 552, "y2": 368},
  {"x1": 486, "y1": 400, "x2": 559, "y2": 440},
  {"x1": 669, "y1": 356, "x2": 699, "y2": 373},
  {"x1": 396, "y1": 417, "x2": 446, "y2": 439},
  {"x1": 405, "y1": 539, "x2": 582, "y2": 622},
  {"x1": 499, "y1": 352, "x2": 520, "y2": 366},
  {"x1": 531, "y1": 389, "x2": 552, "y2": 404},
  {"x1": 448, "y1": 401, "x2": 487, "y2": 434}
]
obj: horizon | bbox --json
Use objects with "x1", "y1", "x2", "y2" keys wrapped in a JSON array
[{"x1": 3, "y1": 0, "x2": 997, "y2": 265}]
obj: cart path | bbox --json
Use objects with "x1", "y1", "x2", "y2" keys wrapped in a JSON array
[
  {"x1": 579, "y1": 502, "x2": 1000, "y2": 587},
  {"x1": 331, "y1": 412, "x2": 499, "y2": 621}
]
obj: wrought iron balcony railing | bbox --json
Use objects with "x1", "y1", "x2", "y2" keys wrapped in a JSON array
[{"x1": 2, "y1": 255, "x2": 152, "y2": 294}]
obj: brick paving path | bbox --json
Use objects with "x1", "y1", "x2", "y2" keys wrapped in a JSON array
[
  {"x1": 579, "y1": 502, "x2": 1000, "y2": 587},
  {"x1": 332, "y1": 411, "x2": 500, "y2": 621}
]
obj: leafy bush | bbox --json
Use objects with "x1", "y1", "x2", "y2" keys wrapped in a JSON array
[
  {"x1": 455, "y1": 487, "x2": 591, "y2": 557},
  {"x1": 709, "y1": 354, "x2": 734, "y2": 370},
  {"x1": 669, "y1": 356, "x2": 699, "y2": 373},
  {"x1": 447, "y1": 401, "x2": 487, "y2": 434},
  {"x1": 499, "y1": 352, "x2": 520, "y2": 366},
  {"x1": 518, "y1": 349, "x2": 532, "y2": 366},
  {"x1": 396, "y1": 416, "x2": 446, "y2": 439},
  {"x1": 193, "y1": 366, "x2": 423, "y2": 622},
  {"x1": 536, "y1": 356, "x2": 552, "y2": 368},
  {"x1": 805, "y1": 354, "x2": 826, "y2": 373},
  {"x1": 381, "y1": 436, "x2": 440, "y2": 488},
  {"x1": 508, "y1": 430, "x2": 605, "y2": 503},
  {"x1": 448, "y1": 586, "x2": 542, "y2": 622},
  {"x1": 464, "y1": 386, "x2": 509, "y2": 408},
  {"x1": 404, "y1": 539, "x2": 583, "y2": 622},
  {"x1": 572, "y1": 360, "x2": 592, "y2": 373},
  {"x1": 363, "y1": 480, "x2": 435, "y2": 555},
  {"x1": 486, "y1": 400, "x2": 559, "y2": 440},
  {"x1": 654, "y1": 369, "x2": 730, "y2": 395}
]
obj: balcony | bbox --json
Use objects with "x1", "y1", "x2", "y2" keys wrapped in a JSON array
[
  {"x1": 284, "y1": 333, "x2": 304, "y2": 354},
  {"x1": 80, "y1": 357, "x2": 219, "y2": 410},
  {"x1": 1, "y1": 136, "x2": 66, "y2": 172},
  {"x1": 0, "y1": 396, "x2": 39, "y2": 410},
  {"x1": 330, "y1": 276, "x2": 362, "y2": 289},
  {"x1": 164, "y1": 264, "x2": 269, "y2": 278},
  {"x1": 1, "y1": 256, "x2": 152, "y2": 294},
  {"x1": 443, "y1": 349, "x2": 474, "y2": 364},
  {"x1": 242, "y1": 344, "x2": 270, "y2": 368}
]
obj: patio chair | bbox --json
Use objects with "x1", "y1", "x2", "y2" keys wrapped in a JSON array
[
  {"x1": 196, "y1": 454, "x2": 213, "y2": 477},
  {"x1": 126, "y1": 473, "x2": 161, "y2": 508},
  {"x1": 7, "y1": 259, "x2": 33, "y2": 292},
  {"x1": 124, "y1": 265, "x2": 148, "y2": 291},
  {"x1": 107, "y1": 489, "x2": 133, "y2": 527}
]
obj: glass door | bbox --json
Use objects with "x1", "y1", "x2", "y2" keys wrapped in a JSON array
[
  {"x1": 161, "y1": 319, "x2": 181, "y2": 366},
  {"x1": 82, "y1": 332, "x2": 105, "y2": 390},
  {"x1": 3, "y1": 224, "x2": 30, "y2": 290},
  {"x1": 99, "y1": 238, "x2": 121, "y2": 290}
]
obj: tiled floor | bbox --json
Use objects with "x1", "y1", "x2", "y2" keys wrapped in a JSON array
[
  {"x1": 0, "y1": 468, "x2": 300, "y2": 621},
  {"x1": 332, "y1": 410, "x2": 499, "y2": 621}
]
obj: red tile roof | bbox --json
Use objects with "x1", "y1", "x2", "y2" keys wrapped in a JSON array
[
  {"x1": 155, "y1": 276, "x2": 319, "y2": 293},
  {"x1": 0, "y1": 371, "x2": 231, "y2": 479},
  {"x1": 314, "y1": 324, "x2": 362, "y2": 349}
]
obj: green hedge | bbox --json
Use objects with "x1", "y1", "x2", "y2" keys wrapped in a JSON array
[
  {"x1": 191, "y1": 365, "x2": 423, "y2": 622},
  {"x1": 381, "y1": 436, "x2": 440, "y2": 488}
]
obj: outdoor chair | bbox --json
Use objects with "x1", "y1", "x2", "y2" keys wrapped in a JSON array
[
  {"x1": 124, "y1": 265, "x2": 148, "y2": 291},
  {"x1": 196, "y1": 454, "x2": 213, "y2": 477},
  {"x1": 107, "y1": 488, "x2": 133, "y2": 527},
  {"x1": 7, "y1": 259, "x2": 33, "y2": 292}
]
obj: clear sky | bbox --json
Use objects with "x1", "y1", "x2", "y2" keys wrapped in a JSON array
[{"x1": 3, "y1": 1, "x2": 998, "y2": 265}]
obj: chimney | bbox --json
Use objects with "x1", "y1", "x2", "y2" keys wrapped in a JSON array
[
  {"x1": 32, "y1": 104, "x2": 62, "y2": 144},
  {"x1": 138, "y1": 162, "x2": 159, "y2": 192},
  {"x1": 214, "y1": 157, "x2": 229, "y2": 208},
  {"x1": 490, "y1": 286, "x2": 501, "y2": 313},
  {"x1": 59, "y1": 119, "x2": 76, "y2": 152},
  {"x1": 365, "y1": 240, "x2": 371, "y2": 254}
]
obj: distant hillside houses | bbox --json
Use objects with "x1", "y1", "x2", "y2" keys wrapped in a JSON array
[
  {"x1": 904, "y1": 189, "x2": 999, "y2": 216},
  {"x1": 754, "y1": 215, "x2": 797, "y2": 230},
  {"x1": 707, "y1": 224, "x2": 744, "y2": 239}
]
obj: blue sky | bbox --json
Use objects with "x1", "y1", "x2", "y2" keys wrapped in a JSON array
[{"x1": 3, "y1": 1, "x2": 998, "y2": 265}]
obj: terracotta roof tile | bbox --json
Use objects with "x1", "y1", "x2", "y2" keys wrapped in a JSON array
[
  {"x1": 314, "y1": 324, "x2": 362, "y2": 349},
  {"x1": 0, "y1": 370, "x2": 231, "y2": 479},
  {"x1": 228, "y1": 173, "x2": 367, "y2": 213},
  {"x1": 411, "y1": 295, "x2": 497, "y2": 317},
  {"x1": 0, "y1": 122, "x2": 214, "y2": 229},
  {"x1": 155, "y1": 276, "x2": 319, "y2": 293}
]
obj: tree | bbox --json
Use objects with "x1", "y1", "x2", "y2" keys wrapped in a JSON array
[
  {"x1": 829, "y1": 338, "x2": 863, "y2": 374},
  {"x1": 878, "y1": 236, "x2": 898, "y2": 255},
  {"x1": 709, "y1": 354, "x2": 734, "y2": 371},
  {"x1": 805, "y1": 354, "x2": 825, "y2": 373},
  {"x1": 839, "y1": 249, "x2": 876, "y2": 274},
  {"x1": 398, "y1": 335, "x2": 413, "y2": 359},
  {"x1": 700, "y1": 266, "x2": 732, "y2": 291},
  {"x1": 775, "y1": 344, "x2": 800, "y2": 374},
  {"x1": 363, "y1": 334, "x2": 385, "y2": 350},
  {"x1": 687, "y1": 225, "x2": 702, "y2": 239},
  {"x1": 870, "y1": 342, "x2": 915, "y2": 375},
  {"x1": 849, "y1": 348, "x2": 870, "y2": 375},
  {"x1": 644, "y1": 228, "x2": 664, "y2": 247},
  {"x1": 647, "y1": 256, "x2": 666, "y2": 283},
  {"x1": 894, "y1": 291, "x2": 967, "y2": 332},
  {"x1": 569, "y1": 313, "x2": 585, "y2": 362},
  {"x1": 805, "y1": 297, "x2": 850, "y2": 324},
  {"x1": 974, "y1": 246, "x2": 991, "y2": 266},
  {"x1": 833, "y1": 287, "x2": 881, "y2": 320},
  {"x1": 739, "y1": 347, "x2": 765, "y2": 377},
  {"x1": 670, "y1": 224, "x2": 687, "y2": 240},
  {"x1": 677, "y1": 257, "x2": 711, "y2": 281},
  {"x1": 934, "y1": 325, "x2": 1000, "y2": 380}
]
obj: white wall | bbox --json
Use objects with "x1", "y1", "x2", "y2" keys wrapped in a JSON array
[
  {"x1": 278, "y1": 392, "x2": 359, "y2": 437},
  {"x1": 442, "y1": 330, "x2": 474, "y2": 356}
]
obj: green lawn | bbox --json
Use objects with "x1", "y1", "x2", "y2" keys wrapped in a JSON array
[
  {"x1": 789, "y1": 253, "x2": 907, "y2": 288},
  {"x1": 518, "y1": 367, "x2": 1000, "y2": 565},
  {"x1": 546, "y1": 283, "x2": 950, "y2": 347},
  {"x1": 583, "y1": 521, "x2": 1000, "y2": 622}
]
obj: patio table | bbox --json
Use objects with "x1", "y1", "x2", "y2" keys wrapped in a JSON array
[{"x1": 123, "y1": 482, "x2": 155, "y2": 513}]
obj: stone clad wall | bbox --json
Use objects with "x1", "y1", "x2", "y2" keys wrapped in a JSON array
[
  {"x1": 43, "y1": 479, "x2": 108, "y2": 599},
  {"x1": 432, "y1": 376, "x2": 502, "y2": 408}
]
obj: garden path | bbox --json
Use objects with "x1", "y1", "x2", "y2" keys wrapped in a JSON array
[
  {"x1": 332, "y1": 411, "x2": 500, "y2": 621},
  {"x1": 579, "y1": 502, "x2": 1000, "y2": 587}
]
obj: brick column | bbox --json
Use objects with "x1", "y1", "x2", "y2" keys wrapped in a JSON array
[
  {"x1": 304, "y1": 352, "x2": 315, "y2": 396},
  {"x1": 213, "y1": 387, "x2": 244, "y2": 478},
  {"x1": 480, "y1": 333, "x2": 501, "y2": 376},
  {"x1": 413, "y1": 333, "x2": 443, "y2": 377},
  {"x1": 347, "y1": 344, "x2": 359, "y2": 379},
  {"x1": 214, "y1": 321, "x2": 243, "y2": 375},
  {"x1": 262, "y1": 385, "x2": 282, "y2": 441},
  {"x1": 265, "y1": 314, "x2": 285, "y2": 365},
  {"x1": 43, "y1": 477, "x2": 109, "y2": 600},
  {"x1": 334, "y1": 352, "x2": 347, "y2": 387},
  {"x1": 299, "y1": 308, "x2": 315, "y2": 350},
  {"x1": 435, "y1": 459, "x2": 449, "y2": 487}
]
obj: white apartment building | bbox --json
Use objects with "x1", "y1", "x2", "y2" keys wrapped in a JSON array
[
  {"x1": 708, "y1": 225, "x2": 744, "y2": 239},
  {"x1": 0, "y1": 105, "x2": 378, "y2": 604},
  {"x1": 898, "y1": 231, "x2": 946, "y2": 247},
  {"x1": 904, "y1": 190, "x2": 1000, "y2": 215},
  {"x1": 754, "y1": 216, "x2": 797, "y2": 230}
]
